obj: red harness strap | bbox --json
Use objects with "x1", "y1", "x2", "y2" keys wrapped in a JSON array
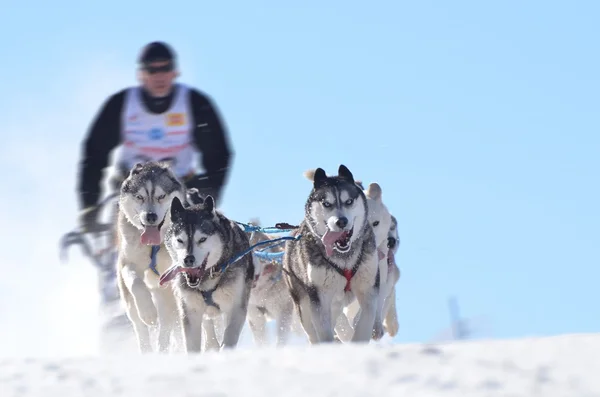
[{"x1": 343, "y1": 269, "x2": 353, "y2": 292}]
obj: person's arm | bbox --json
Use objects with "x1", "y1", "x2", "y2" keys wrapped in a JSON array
[
  {"x1": 77, "y1": 90, "x2": 126, "y2": 211},
  {"x1": 188, "y1": 89, "x2": 234, "y2": 200}
]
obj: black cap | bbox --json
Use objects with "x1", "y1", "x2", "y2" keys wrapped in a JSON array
[{"x1": 138, "y1": 41, "x2": 176, "y2": 65}]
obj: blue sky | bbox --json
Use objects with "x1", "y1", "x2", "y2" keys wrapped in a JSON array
[{"x1": 1, "y1": 0, "x2": 599, "y2": 352}]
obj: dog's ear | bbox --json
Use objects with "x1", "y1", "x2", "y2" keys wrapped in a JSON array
[
  {"x1": 204, "y1": 195, "x2": 216, "y2": 214},
  {"x1": 170, "y1": 196, "x2": 186, "y2": 220},
  {"x1": 313, "y1": 168, "x2": 328, "y2": 189},
  {"x1": 365, "y1": 182, "x2": 382, "y2": 201},
  {"x1": 338, "y1": 164, "x2": 354, "y2": 184},
  {"x1": 186, "y1": 188, "x2": 204, "y2": 205},
  {"x1": 158, "y1": 158, "x2": 175, "y2": 170},
  {"x1": 130, "y1": 162, "x2": 144, "y2": 176},
  {"x1": 303, "y1": 169, "x2": 317, "y2": 182}
]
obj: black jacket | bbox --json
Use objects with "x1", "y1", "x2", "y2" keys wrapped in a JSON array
[{"x1": 77, "y1": 84, "x2": 233, "y2": 210}]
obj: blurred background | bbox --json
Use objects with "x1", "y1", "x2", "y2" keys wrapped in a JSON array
[{"x1": 1, "y1": 0, "x2": 598, "y2": 356}]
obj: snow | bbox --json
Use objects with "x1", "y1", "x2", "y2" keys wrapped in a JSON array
[{"x1": 1, "y1": 333, "x2": 598, "y2": 396}]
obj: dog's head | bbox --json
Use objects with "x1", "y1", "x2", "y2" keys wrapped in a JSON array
[
  {"x1": 119, "y1": 161, "x2": 185, "y2": 245},
  {"x1": 304, "y1": 164, "x2": 369, "y2": 257},
  {"x1": 363, "y1": 182, "x2": 393, "y2": 261},
  {"x1": 160, "y1": 195, "x2": 225, "y2": 288}
]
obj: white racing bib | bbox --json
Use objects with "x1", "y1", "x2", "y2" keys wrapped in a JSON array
[{"x1": 115, "y1": 83, "x2": 196, "y2": 177}]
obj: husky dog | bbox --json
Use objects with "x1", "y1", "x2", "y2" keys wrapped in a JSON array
[
  {"x1": 158, "y1": 195, "x2": 254, "y2": 352},
  {"x1": 382, "y1": 215, "x2": 401, "y2": 337},
  {"x1": 283, "y1": 164, "x2": 380, "y2": 343},
  {"x1": 303, "y1": 169, "x2": 392, "y2": 342},
  {"x1": 246, "y1": 220, "x2": 296, "y2": 347},
  {"x1": 115, "y1": 161, "x2": 186, "y2": 353}
]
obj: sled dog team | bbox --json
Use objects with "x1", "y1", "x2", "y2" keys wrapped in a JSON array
[{"x1": 115, "y1": 161, "x2": 401, "y2": 353}]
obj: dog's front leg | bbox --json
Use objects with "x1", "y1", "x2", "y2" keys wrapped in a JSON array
[
  {"x1": 221, "y1": 303, "x2": 248, "y2": 349},
  {"x1": 383, "y1": 287, "x2": 399, "y2": 337},
  {"x1": 120, "y1": 263, "x2": 157, "y2": 327},
  {"x1": 177, "y1": 292, "x2": 205, "y2": 353},
  {"x1": 117, "y1": 270, "x2": 152, "y2": 353},
  {"x1": 351, "y1": 284, "x2": 379, "y2": 343},
  {"x1": 333, "y1": 300, "x2": 354, "y2": 343},
  {"x1": 372, "y1": 261, "x2": 388, "y2": 340},
  {"x1": 203, "y1": 317, "x2": 221, "y2": 351},
  {"x1": 248, "y1": 305, "x2": 269, "y2": 346},
  {"x1": 151, "y1": 286, "x2": 179, "y2": 353},
  {"x1": 275, "y1": 301, "x2": 294, "y2": 347},
  {"x1": 309, "y1": 291, "x2": 335, "y2": 343}
]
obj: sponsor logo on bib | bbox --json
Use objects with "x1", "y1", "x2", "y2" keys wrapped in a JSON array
[{"x1": 167, "y1": 113, "x2": 185, "y2": 126}]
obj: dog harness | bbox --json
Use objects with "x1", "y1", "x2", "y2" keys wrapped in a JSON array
[
  {"x1": 148, "y1": 245, "x2": 161, "y2": 276},
  {"x1": 200, "y1": 287, "x2": 220, "y2": 310},
  {"x1": 328, "y1": 261, "x2": 360, "y2": 292}
]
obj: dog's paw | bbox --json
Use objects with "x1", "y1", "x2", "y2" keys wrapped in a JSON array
[
  {"x1": 384, "y1": 319, "x2": 399, "y2": 337},
  {"x1": 372, "y1": 323, "x2": 385, "y2": 341},
  {"x1": 135, "y1": 299, "x2": 158, "y2": 326}
]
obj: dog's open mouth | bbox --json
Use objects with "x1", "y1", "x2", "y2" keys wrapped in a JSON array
[
  {"x1": 321, "y1": 227, "x2": 353, "y2": 256},
  {"x1": 158, "y1": 254, "x2": 209, "y2": 287},
  {"x1": 140, "y1": 217, "x2": 166, "y2": 246}
]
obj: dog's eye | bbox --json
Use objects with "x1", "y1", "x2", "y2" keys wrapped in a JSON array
[
  {"x1": 157, "y1": 194, "x2": 166, "y2": 201},
  {"x1": 322, "y1": 201, "x2": 331, "y2": 208},
  {"x1": 345, "y1": 198, "x2": 354, "y2": 206},
  {"x1": 176, "y1": 238, "x2": 184, "y2": 244},
  {"x1": 198, "y1": 237, "x2": 207, "y2": 244},
  {"x1": 373, "y1": 220, "x2": 380, "y2": 227},
  {"x1": 135, "y1": 195, "x2": 144, "y2": 201}
]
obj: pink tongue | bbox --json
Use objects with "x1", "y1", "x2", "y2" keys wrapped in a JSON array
[
  {"x1": 159, "y1": 266, "x2": 184, "y2": 286},
  {"x1": 141, "y1": 226, "x2": 161, "y2": 245},
  {"x1": 321, "y1": 230, "x2": 345, "y2": 257},
  {"x1": 387, "y1": 249, "x2": 396, "y2": 267},
  {"x1": 159, "y1": 266, "x2": 206, "y2": 286},
  {"x1": 378, "y1": 248, "x2": 386, "y2": 261}
]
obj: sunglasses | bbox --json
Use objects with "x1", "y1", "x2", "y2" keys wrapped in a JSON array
[{"x1": 143, "y1": 63, "x2": 174, "y2": 74}]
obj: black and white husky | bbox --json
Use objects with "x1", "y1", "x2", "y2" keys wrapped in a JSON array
[
  {"x1": 282, "y1": 164, "x2": 381, "y2": 343},
  {"x1": 158, "y1": 195, "x2": 255, "y2": 352}
]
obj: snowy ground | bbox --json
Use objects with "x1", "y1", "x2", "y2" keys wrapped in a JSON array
[{"x1": 1, "y1": 332, "x2": 598, "y2": 397}]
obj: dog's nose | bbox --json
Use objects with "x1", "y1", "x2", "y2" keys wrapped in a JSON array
[
  {"x1": 146, "y1": 212, "x2": 158, "y2": 224},
  {"x1": 387, "y1": 237, "x2": 396, "y2": 249},
  {"x1": 336, "y1": 217, "x2": 348, "y2": 229},
  {"x1": 184, "y1": 255, "x2": 195, "y2": 267}
]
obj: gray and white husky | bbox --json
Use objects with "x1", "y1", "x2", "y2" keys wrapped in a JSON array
[
  {"x1": 158, "y1": 195, "x2": 255, "y2": 352},
  {"x1": 303, "y1": 170, "x2": 393, "y2": 342},
  {"x1": 115, "y1": 161, "x2": 186, "y2": 353},
  {"x1": 282, "y1": 164, "x2": 381, "y2": 343},
  {"x1": 246, "y1": 221, "x2": 297, "y2": 347}
]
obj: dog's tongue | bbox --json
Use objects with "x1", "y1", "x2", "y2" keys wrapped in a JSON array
[
  {"x1": 387, "y1": 248, "x2": 396, "y2": 268},
  {"x1": 159, "y1": 266, "x2": 183, "y2": 286},
  {"x1": 159, "y1": 266, "x2": 206, "y2": 286},
  {"x1": 141, "y1": 226, "x2": 161, "y2": 245},
  {"x1": 321, "y1": 230, "x2": 345, "y2": 257},
  {"x1": 378, "y1": 248, "x2": 386, "y2": 261}
]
